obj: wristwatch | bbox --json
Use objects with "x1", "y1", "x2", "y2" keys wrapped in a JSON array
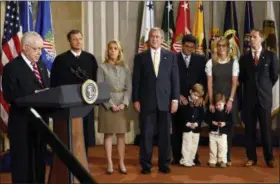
[{"x1": 229, "y1": 97, "x2": 234, "y2": 102}]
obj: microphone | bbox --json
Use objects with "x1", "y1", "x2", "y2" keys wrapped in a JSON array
[{"x1": 68, "y1": 62, "x2": 89, "y2": 81}]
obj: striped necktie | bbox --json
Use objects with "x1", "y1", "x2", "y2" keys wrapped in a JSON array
[
  {"x1": 31, "y1": 62, "x2": 44, "y2": 87},
  {"x1": 254, "y1": 51, "x2": 258, "y2": 66}
]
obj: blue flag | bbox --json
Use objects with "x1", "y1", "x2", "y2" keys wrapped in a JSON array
[
  {"x1": 19, "y1": 1, "x2": 33, "y2": 33},
  {"x1": 243, "y1": 1, "x2": 254, "y2": 52},
  {"x1": 224, "y1": 1, "x2": 239, "y2": 37},
  {"x1": 35, "y1": 0, "x2": 56, "y2": 70},
  {"x1": 223, "y1": 1, "x2": 240, "y2": 60}
]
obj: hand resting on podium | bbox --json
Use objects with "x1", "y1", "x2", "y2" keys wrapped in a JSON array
[{"x1": 35, "y1": 88, "x2": 50, "y2": 93}]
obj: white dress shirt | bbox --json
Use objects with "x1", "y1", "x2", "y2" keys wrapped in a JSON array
[
  {"x1": 251, "y1": 46, "x2": 262, "y2": 60},
  {"x1": 71, "y1": 49, "x2": 82, "y2": 57},
  {"x1": 21, "y1": 53, "x2": 33, "y2": 71},
  {"x1": 181, "y1": 52, "x2": 191, "y2": 68}
]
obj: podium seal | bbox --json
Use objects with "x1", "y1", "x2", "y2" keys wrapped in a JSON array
[{"x1": 81, "y1": 79, "x2": 98, "y2": 104}]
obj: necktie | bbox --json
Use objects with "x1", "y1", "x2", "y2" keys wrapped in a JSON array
[
  {"x1": 76, "y1": 55, "x2": 79, "y2": 59},
  {"x1": 153, "y1": 51, "x2": 159, "y2": 77},
  {"x1": 185, "y1": 55, "x2": 190, "y2": 68},
  {"x1": 254, "y1": 51, "x2": 258, "y2": 66},
  {"x1": 31, "y1": 62, "x2": 44, "y2": 87}
]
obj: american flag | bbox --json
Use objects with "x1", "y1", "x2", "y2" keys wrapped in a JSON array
[{"x1": 0, "y1": 1, "x2": 22, "y2": 132}]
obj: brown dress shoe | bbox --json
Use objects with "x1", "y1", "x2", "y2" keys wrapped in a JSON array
[
  {"x1": 266, "y1": 160, "x2": 275, "y2": 168},
  {"x1": 244, "y1": 160, "x2": 257, "y2": 167}
]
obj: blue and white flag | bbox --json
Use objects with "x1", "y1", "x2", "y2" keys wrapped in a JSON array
[
  {"x1": 35, "y1": 0, "x2": 56, "y2": 70},
  {"x1": 19, "y1": 1, "x2": 33, "y2": 33}
]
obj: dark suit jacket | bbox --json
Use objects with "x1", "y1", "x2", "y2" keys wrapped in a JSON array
[
  {"x1": 2, "y1": 55, "x2": 49, "y2": 136},
  {"x1": 132, "y1": 48, "x2": 180, "y2": 112},
  {"x1": 180, "y1": 101, "x2": 204, "y2": 133},
  {"x1": 177, "y1": 53, "x2": 207, "y2": 98},
  {"x1": 239, "y1": 49, "x2": 279, "y2": 110},
  {"x1": 208, "y1": 108, "x2": 231, "y2": 134},
  {"x1": 50, "y1": 50, "x2": 98, "y2": 87}
]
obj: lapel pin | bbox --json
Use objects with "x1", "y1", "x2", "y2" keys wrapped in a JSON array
[{"x1": 164, "y1": 57, "x2": 167, "y2": 60}]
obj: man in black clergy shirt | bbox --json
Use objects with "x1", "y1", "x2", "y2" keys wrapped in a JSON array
[{"x1": 50, "y1": 29, "x2": 98, "y2": 152}]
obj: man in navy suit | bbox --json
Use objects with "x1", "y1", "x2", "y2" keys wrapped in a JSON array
[
  {"x1": 171, "y1": 34, "x2": 207, "y2": 166},
  {"x1": 2, "y1": 32, "x2": 50, "y2": 183},
  {"x1": 239, "y1": 29, "x2": 279, "y2": 168},
  {"x1": 132, "y1": 27, "x2": 180, "y2": 174}
]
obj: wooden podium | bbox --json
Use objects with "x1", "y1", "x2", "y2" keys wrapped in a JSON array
[{"x1": 16, "y1": 82, "x2": 110, "y2": 184}]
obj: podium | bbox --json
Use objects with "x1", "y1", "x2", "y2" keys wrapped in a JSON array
[{"x1": 16, "y1": 82, "x2": 110, "y2": 184}]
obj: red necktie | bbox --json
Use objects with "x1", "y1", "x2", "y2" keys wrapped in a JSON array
[
  {"x1": 31, "y1": 62, "x2": 44, "y2": 87},
  {"x1": 254, "y1": 51, "x2": 259, "y2": 66}
]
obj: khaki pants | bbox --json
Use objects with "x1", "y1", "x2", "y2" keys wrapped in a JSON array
[
  {"x1": 209, "y1": 133, "x2": 228, "y2": 164},
  {"x1": 180, "y1": 132, "x2": 200, "y2": 166}
]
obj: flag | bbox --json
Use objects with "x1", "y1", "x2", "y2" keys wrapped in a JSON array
[
  {"x1": 138, "y1": 0, "x2": 154, "y2": 53},
  {"x1": 161, "y1": 1, "x2": 175, "y2": 50},
  {"x1": 243, "y1": 1, "x2": 254, "y2": 53},
  {"x1": 171, "y1": 0, "x2": 190, "y2": 53},
  {"x1": 192, "y1": 1, "x2": 206, "y2": 55},
  {"x1": 35, "y1": 0, "x2": 56, "y2": 71},
  {"x1": 19, "y1": 1, "x2": 33, "y2": 33},
  {"x1": 263, "y1": 1, "x2": 279, "y2": 116},
  {"x1": 208, "y1": 1, "x2": 220, "y2": 59},
  {"x1": 223, "y1": 1, "x2": 240, "y2": 60},
  {"x1": 0, "y1": 1, "x2": 22, "y2": 133}
]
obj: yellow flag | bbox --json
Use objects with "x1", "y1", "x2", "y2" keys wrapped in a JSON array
[{"x1": 192, "y1": 1, "x2": 205, "y2": 55}]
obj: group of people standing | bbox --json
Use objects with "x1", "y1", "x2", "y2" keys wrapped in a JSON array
[{"x1": 2, "y1": 26, "x2": 278, "y2": 183}]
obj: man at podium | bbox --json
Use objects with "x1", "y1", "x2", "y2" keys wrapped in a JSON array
[{"x1": 2, "y1": 32, "x2": 50, "y2": 183}]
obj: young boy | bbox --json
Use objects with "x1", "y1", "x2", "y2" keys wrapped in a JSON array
[
  {"x1": 179, "y1": 84, "x2": 205, "y2": 167},
  {"x1": 208, "y1": 93, "x2": 232, "y2": 168}
]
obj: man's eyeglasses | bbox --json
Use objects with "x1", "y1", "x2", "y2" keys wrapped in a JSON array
[{"x1": 26, "y1": 45, "x2": 43, "y2": 52}]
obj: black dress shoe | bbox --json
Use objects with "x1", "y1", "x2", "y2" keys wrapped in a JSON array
[
  {"x1": 171, "y1": 160, "x2": 180, "y2": 165},
  {"x1": 141, "y1": 169, "x2": 151, "y2": 174},
  {"x1": 266, "y1": 160, "x2": 275, "y2": 168},
  {"x1": 159, "y1": 167, "x2": 171, "y2": 174},
  {"x1": 194, "y1": 159, "x2": 201, "y2": 166}
]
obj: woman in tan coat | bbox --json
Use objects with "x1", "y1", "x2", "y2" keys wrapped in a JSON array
[{"x1": 97, "y1": 40, "x2": 131, "y2": 175}]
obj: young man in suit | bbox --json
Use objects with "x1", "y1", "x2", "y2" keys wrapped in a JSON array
[
  {"x1": 50, "y1": 29, "x2": 98, "y2": 153},
  {"x1": 132, "y1": 27, "x2": 180, "y2": 174},
  {"x1": 2, "y1": 32, "x2": 50, "y2": 183},
  {"x1": 171, "y1": 34, "x2": 207, "y2": 166},
  {"x1": 239, "y1": 28, "x2": 279, "y2": 168}
]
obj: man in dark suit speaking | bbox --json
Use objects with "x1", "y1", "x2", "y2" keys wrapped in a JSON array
[
  {"x1": 132, "y1": 27, "x2": 180, "y2": 174},
  {"x1": 239, "y1": 28, "x2": 279, "y2": 168},
  {"x1": 2, "y1": 32, "x2": 50, "y2": 183}
]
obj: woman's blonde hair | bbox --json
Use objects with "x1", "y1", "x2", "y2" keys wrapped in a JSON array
[
  {"x1": 212, "y1": 37, "x2": 232, "y2": 65},
  {"x1": 104, "y1": 39, "x2": 125, "y2": 66}
]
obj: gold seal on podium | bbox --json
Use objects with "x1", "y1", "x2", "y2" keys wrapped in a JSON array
[{"x1": 81, "y1": 79, "x2": 98, "y2": 104}]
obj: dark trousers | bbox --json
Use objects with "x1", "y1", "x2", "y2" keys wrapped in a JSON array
[
  {"x1": 83, "y1": 110, "x2": 96, "y2": 155},
  {"x1": 171, "y1": 115, "x2": 200, "y2": 163},
  {"x1": 244, "y1": 103, "x2": 273, "y2": 162},
  {"x1": 9, "y1": 119, "x2": 46, "y2": 183},
  {"x1": 227, "y1": 122, "x2": 233, "y2": 162},
  {"x1": 139, "y1": 110, "x2": 171, "y2": 170}
]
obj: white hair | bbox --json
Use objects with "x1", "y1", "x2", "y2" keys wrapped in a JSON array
[
  {"x1": 21, "y1": 31, "x2": 42, "y2": 46},
  {"x1": 149, "y1": 27, "x2": 164, "y2": 39}
]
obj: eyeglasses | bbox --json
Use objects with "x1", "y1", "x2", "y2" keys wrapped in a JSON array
[
  {"x1": 26, "y1": 44, "x2": 43, "y2": 52},
  {"x1": 217, "y1": 44, "x2": 227, "y2": 48},
  {"x1": 183, "y1": 44, "x2": 195, "y2": 49}
]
